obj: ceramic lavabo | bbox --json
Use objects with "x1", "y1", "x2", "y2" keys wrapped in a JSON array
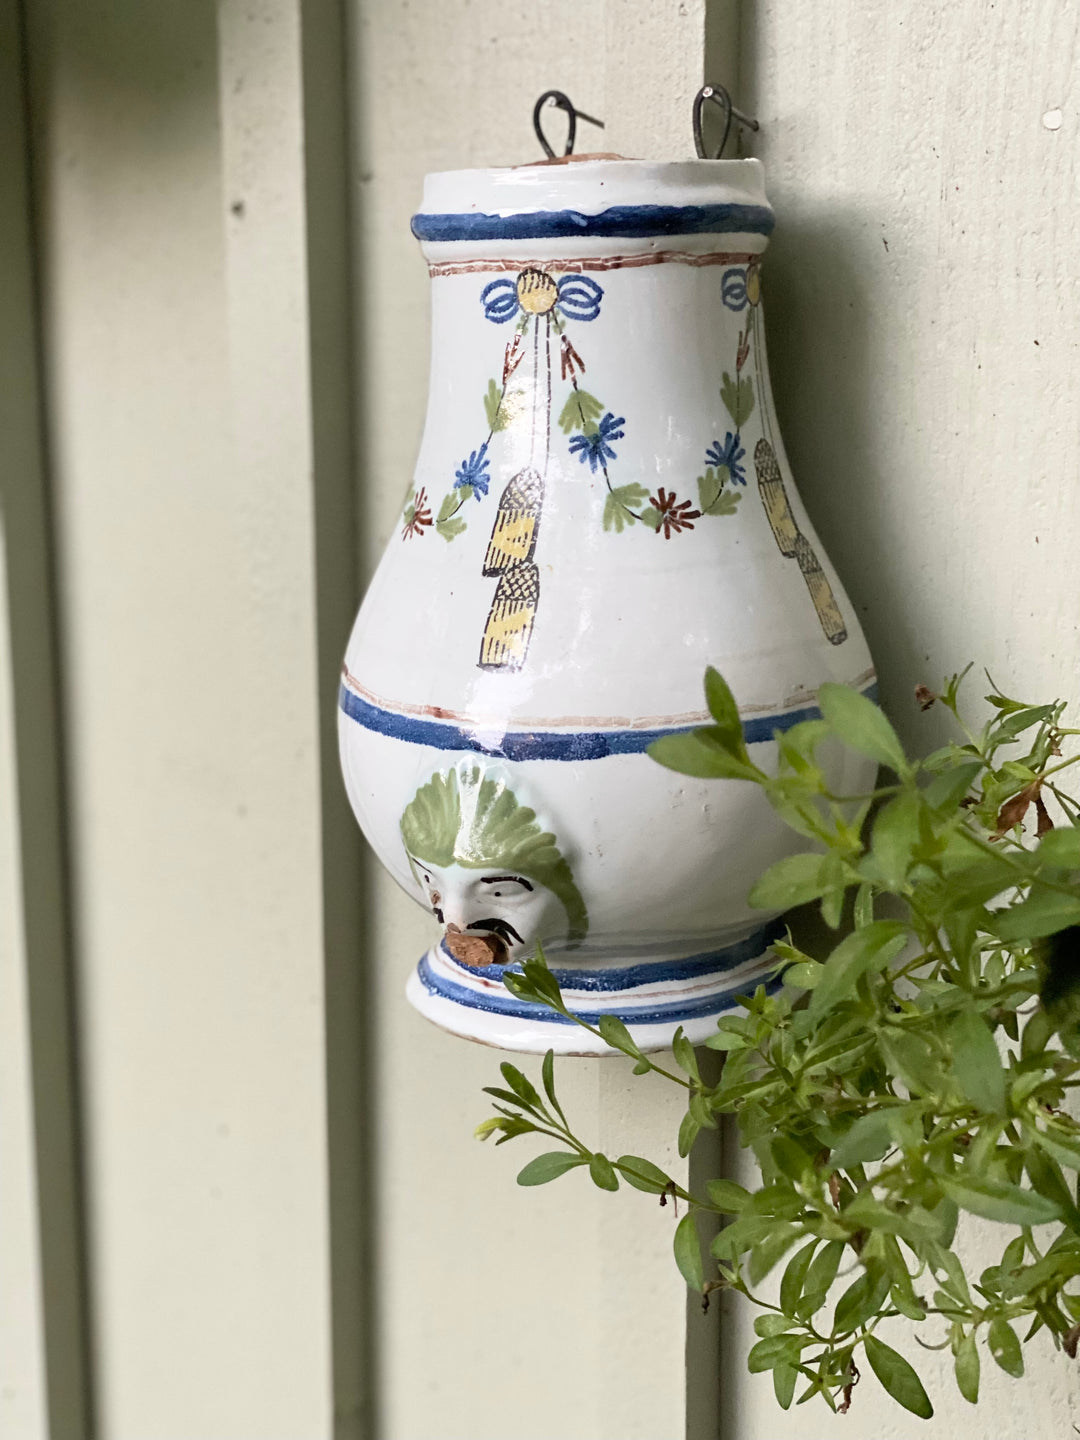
[{"x1": 339, "y1": 156, "x2": 876, "y2": 1054}]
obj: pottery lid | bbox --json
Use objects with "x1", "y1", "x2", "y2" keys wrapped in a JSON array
[{"x1": 411, "y1": 158, "x2": 773, "y2": 251}]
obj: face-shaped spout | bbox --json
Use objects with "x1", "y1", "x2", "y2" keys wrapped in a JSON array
[{"x1": 400, "y1": 764, "x2": 588, "y2": 966}]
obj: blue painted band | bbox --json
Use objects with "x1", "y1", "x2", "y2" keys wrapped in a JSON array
[
  {"x1": 441, "y1": 918, "x2": 786, "y2": 992},
  {"x1": 338, "y1": 682, "x2": 878, "y2": 762},
  {"x1": 416, "y1": 951, "x2": 782, "y2": 1026},
  {"x1": 411, "y1": 203, "x2": 775, "y2": 244}
]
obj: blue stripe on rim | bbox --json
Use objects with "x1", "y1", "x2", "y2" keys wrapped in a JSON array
[
  {"x1": 416, "y1": 949, "x2": 783, "y2": 1026},
  {"x1": 338, "y1": 682, "x2": 878, "y2": 761},
  {"x1": 410, "y1": 203, "x2": 775, "y2": 244},
  {"x1": 440, "y1": 918, "x2": 786, "y2": 992}
]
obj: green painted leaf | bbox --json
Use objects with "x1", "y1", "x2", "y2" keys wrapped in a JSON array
[
  {"x1": 863, "y1": 1335, "x2": 934, "y2": 1418},
  {"x1": 940, "y1": 1174, "x2": 1062, "y2": 1226},
  {"x1": 435, "y1": 516, "x2": 466, "y2": 541},
  {"x1": 639, "y1": 505, "x2": 662, "y2": 531},
  {"x1": 602, "y1": 482, "x2": 649, "y2": 533},
  {"x1": 589, "y1": 1152, "x2": 620, "y2": 1191},
  {"x1": 437, "y1": 488, "x2": 467, "y2": 521},
  {"x1": 648, "y1": 729, "x2": 762, "y2": 781},
  {"x1": 673, "y1": 1212, "x2": 704, "y2": 1291},
  {"x1": 616, "y1": 1155, "x2": 673, "y2": 1194},
  {"x1": 557, "y1": 388, "x2": 605, "y2": 434},
  {"x1": 720, "y1": 370, "x2": 755, "y2": 428},
  {"x1": 748, "y1": 851, "x2": 829, "y2": 911},
  {"x1": 818, "y1": 682, "x2": 908, "y2": 773},
  {"x1": 516, "y1": 1151, "x2": 588, "y2": 1186},
  {"x1": 950, "y1": 1009, "x2": 1006, "y2": 1112},
  {"x1": 807, "y1": 921, "x2": 908, "y2": 1019},
  {"x1": 955, "y1": 1331, "x2": 980, "y2": 1403},
  {"x1": 483, "y1": 378, "x2": 508, "y2": 432},
  {"x1": 697, "y1": 466, "x2": 743, "y2": 516},
  {"x1": 988, "y1": 1316, "x2": 1024, "y2": 1378}
]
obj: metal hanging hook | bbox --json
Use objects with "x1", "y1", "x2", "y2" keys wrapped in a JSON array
[
  {"x1": 692, "y1": 83, "x2": 759, "y2": 159},
  {"x1": 532, "y1": 90, "x2": 605, "y2": 160}
]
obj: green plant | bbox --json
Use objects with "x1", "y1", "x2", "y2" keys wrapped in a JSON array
[{"x1": 477, "y1": 666, "x2": 1080, "y2": 1418}]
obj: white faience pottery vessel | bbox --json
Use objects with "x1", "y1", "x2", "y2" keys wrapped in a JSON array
[{"x1": 339, "y1": 158, "x2": 877, "y2": 1055}]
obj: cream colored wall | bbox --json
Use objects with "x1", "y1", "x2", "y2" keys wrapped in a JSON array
[
  {"x1": 349, "y1": 4, "x2": 730, "y2": 1437},
  {"x1": 24, "y1": 3, "x2": 334, "y2": 1435},
  {"x1": 720, "y1": 2, "x2": 1080, "y2": 1437}
]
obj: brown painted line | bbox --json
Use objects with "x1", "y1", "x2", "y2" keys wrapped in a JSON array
[
  {"x1": 427, "y1": 250, "x2": 760, "y2": 278},
  {"x1": 341, "y1": 665, "x2": 877, "y2": 732}
]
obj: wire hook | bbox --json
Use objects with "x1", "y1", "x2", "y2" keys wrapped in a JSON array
[
  {"x1": 692, "y1": 84, "x2": 759, "y2": 159},
  {"x1": 532, "y1": 90, "x2": 605, "y2": 159}
]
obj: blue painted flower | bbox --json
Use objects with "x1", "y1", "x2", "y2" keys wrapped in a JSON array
[
  {"x1": 455, "y1": 441, "x2": 491, "y2": 497},
  {"x1": 569, "y1": 412, "x2": 625, "y2": 472},
  {"x1": 721, "y1": 268, "x2": 748, "y2": 311},
  {"x1": 705, "y1": 432, "x2": 747, "y2": 485}
]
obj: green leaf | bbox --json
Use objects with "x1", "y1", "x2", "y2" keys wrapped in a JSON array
[
  {"x1": 541, "y1": 1049, "x2": 564, "y2": 1122},
  {"x1": 672, "y1": 1028, "x2": 702, "y2": 1082},
  {"x1": 748, "y1": 1223, "x2": 803, "y2": 1285},
  {"x1": 940, "y1": 1174, "x2": 1062, "y2": 1226},
  {"x1": 1036, "y1": 826, "x2": 1080, "y2": 869},
  {"x1": 950, "y1": 1009, "x2": 1006, "y2": 1112},
  {"x1": 798, "y1": 1240, "x2": 844, "y2": 1316},
  {"x1": 516, "y1": 1151, "x2": 588, "y2": 1186},
  {"x1": 589, "y1": 1152, "x2": 620, "y2": 1191},
  {"x1": 706, "y1": 1178, "x2": 751, "y2": 1213},
  {"x1": 720, "y1": 370, "x2": 755, "y2": 428},
  {"x1": 818, "y1": 682, "x2": 908, "y2": 774},
  {"x1": 830, "y1": 1110, "x2": 896, "y2": 1170},
  {"x1": 863, "y1": 1334, "x2": 934, "y2": 1418},
  {"x1": 704, "y1": 667, "x2": 749, "y2": 760},
  {"x1": 854, "y1": 882, "x2": 875, "y2": 929},
  {"x1": 557, "y1": 388, "x2": 605, "y2": 435},
  {"x1": 648, "y1": 728, "x2": 762, "y2": 781},
  {"x1": 782, "y1": 960, "x2": 824, "y2": 989},
  {"x1": 954, "y1": 1331, "x2": 980, "y2": 1403},
  {"x1": 987, "y1": 1316, "x2": 1024, "y2": 1378},
  {"x1": 779, "y1": 1240, "x2": 819, "y2": 1316},
  {"x1": 833, "y1": 1267, "x2": 891, "y2": 1334},
  {"x1": 602, "y1": 482, "x2": 650, "y2": 533},
  {"x1": 808, "y1": 921, "x2": 908, "y2": 1019},
  {"x1": 678, "y1": 1108, "x2": 702, "y2": 1158},
  {"x1": 597, "y1": 1013, "x2": 640, "y2": 1058},
  {"x1": 748, "y1": 851, "x2": 829, "y2": 911},
  {"x1": 994, "y1": 890, "x2": 1080, "y2": 941},
  {"x1": 747, "y1": 1335, "x2": 802, "y2": 1374},
  {"x1": 500, "y1": 1062, "x2": 541, "y2": 1111},
  {"x1": 773, "y1": 1363, "x2": 797, "y2": 1409},
  {"x1": 870, "y1": 792, "x2": 923, "y2": 889},
  {"x1": 674, "y1": 1212, "x2": 704, "y2": 1291},
  {"x1": 923, "y1": 759, "x2": 984, "y2": 812},
  {"x1": 878, "y1": 1027, "x2": 943, "y2": 1096},
  {"x1": 1029, "y1": 1123, "x2": 1080, "y2": 1172},
  {"x1": 617, "y1": 1155, "x2": 674, "y2": 1194}
]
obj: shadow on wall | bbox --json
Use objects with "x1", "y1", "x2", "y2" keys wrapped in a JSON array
[{"x1": 758, "y1": 208, "x2": 956, "y2": 755}]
